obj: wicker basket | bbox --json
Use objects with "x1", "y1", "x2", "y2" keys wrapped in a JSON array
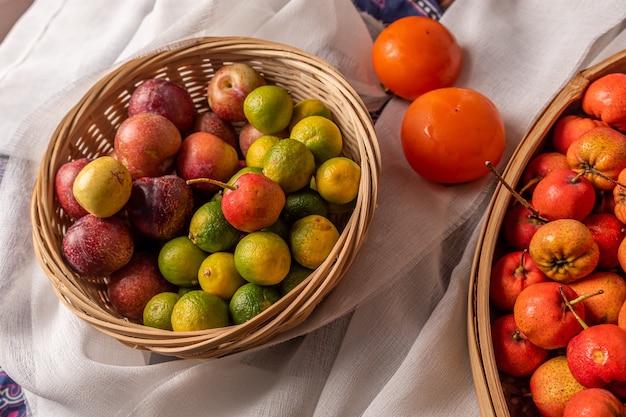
[
  {"x1": 30, "y1": 36, "x2": 380, "y2": 359},
  {"x1": 468, "y1": 48, "x2": 626, "y2": 417}
]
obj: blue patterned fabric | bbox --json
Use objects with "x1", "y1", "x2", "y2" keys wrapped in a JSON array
[
  {"x1": 352, "y1": 0, "x2": 444, "y2": 23},
  {"x1": 0, "y1": 2, "x2": 446, "y2": 416},
  {"x1": 0, "y1": 368, "x2": 26, "y2": 417}
]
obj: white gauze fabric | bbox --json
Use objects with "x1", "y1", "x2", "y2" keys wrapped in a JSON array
[{"x1": 0, "y1": 0, "x2": 625, "y2": 416}]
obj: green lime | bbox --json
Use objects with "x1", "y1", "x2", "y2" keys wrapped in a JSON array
[
  {"x1": 198, "y1": 252, "x2": 247, "y2": 300},
  {"x1": 158, "y1": 236, "x2": 207, "y2": 287},
  {"x1": 243, "y1": 85, "x2": 293, "y2": 135},
  {"x1": 178, "y1": 286, "x2": 201, "y2": 296},
  {"x1": 262, "y1": 138, "x2": 315, "y2": 193},
  {"x1": 188, "y1": 201, "x2": 240, "y2": 253},
  {"x1": 234, "y1": 231, "x2": 291, "y2": 286},
  {"x1": 279, "y1": 263, "x2": 314, "y2": 295},
  {"x1": 229, "y1": 283, "x2": 281, "y2": 325},
  {"x1": 282, "y1": 188, "x2": 329, "y2": 224},
  {"x1": 170, "y1": 290, "x2": 230, "y2": 331},
  {"x1": 143, "y1": 292, "x2": 181, "y2": 330},
  {"x1": 261, "y1": 216, "x2": 290, "y2": 241}
]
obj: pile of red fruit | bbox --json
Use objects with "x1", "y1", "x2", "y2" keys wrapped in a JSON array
[{"x1": 489, "y1": 72, "x2": 626, "y2": 417}]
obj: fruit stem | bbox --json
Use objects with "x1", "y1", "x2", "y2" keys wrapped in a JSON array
[
  {"x1": 559, "y1": 286, "x2": 603, "y2": 330},
  {"x1": 485, "y1": 161, "x2": 548, "y2": 222},
  {"x1": 585, "y1": 167, "x2": 626, "y2": 189},
  {"x1": 186, "y1": 178, "x2": 237, "y2": 191}
]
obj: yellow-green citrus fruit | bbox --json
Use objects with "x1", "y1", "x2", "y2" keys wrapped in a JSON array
[
  {"x1": 198, "y1": 252, "x2": 247, "y2": 300},
  {"x1": 245, "y1": 135, "x2": 280, "y2": 168},
  {"x1": 279, "y1": 263, "x2": 314, "y2": 295},
  {"x1": 315, "y1": 156, "x2": 361, "y2": 205},
  {"x1": 243, "y1": 85, "x2": 293, "y2": 135},
  {"x1": 143, "y1": 292, "x2": 181, "y2": 330},
  {"x1": 290, "y1": 115, "x2": 343, "y2": 164},
  {"x1": 188, "y1": 201, "x2": 240, "y2": 253},
  {"x1": 288, "y1": 98, "x2": 333, "y2": 131},
  {"x1": 170, "y1": 290, "x2": 229, "y2": 331},
  {"x1": 282, "y1": 188, "x2": 329, "y2": 224},
  {"x1": 234, "y1": 231, "x2": 291, "y2": 286},
  {"x1": 158, "y1": 236, "x2": 207, "y2": 287},
  {"x1": 289, "y1": 214, "x2": 339, "y2": 269},
  {"x1": 262, "y1": 138, "x2": 315, "y2": 193}
]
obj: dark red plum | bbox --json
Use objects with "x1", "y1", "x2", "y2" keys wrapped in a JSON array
[
  {"x1": 107, "y1": 251, "x2": 175, "y2": 320},
  {"x1": 128, "y1": 78, "x2": 196, "y2": 135},
  {"x1": 125, "y1": 174, "x2": 194, "y2": 241}
]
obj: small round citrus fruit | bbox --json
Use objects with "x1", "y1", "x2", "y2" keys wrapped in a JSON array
[
  {"x1": 158, "y1": 236, "x2": 207, "y2": 287},
  {"x1": 143, "y1": 292, "x2": 181, "y2": 330},
  {"x1": 170, "y1": 290, "x2": 229, "y2": 331},
  {"x1": 289, "y1": 98, "x2": 333, "y2": 131},
  {"x1": 401, "y1": 87, "x2": 505, "y2": 184},
  {"x1": 315, "y1": 157, "x2": 361, "y2": 205},
  {"x1": 188, "y1": 201, "x2": 240, "y2": 253},
  {"x1": 234, "y1": 231, "x2": 291, "y2": 286},
  {"x1": 198, "y1": 252, "x2": 247, "y2": 300},
  {"x1": 289, "y1": 214, "x2": 339, "y2": 269},
  {"x1": 290, "y1": 115, "x2": 343, "y2": 164},
  {"x1": 279, "y1": 263, "x2": 314, "y2": 295},
  {"x1": 243, "y1": 85, "x2": 293, "y2": 134},
  {"x1": 263, "y1": 138, "x2": 316, "y2": 193},
  {"x1": 229, "y1": 282, "x2": 281, "y2": 325},
  {"x1": 372, "y1": 16, "x2": 462, "y2": 101},
  {"x1": 245, "y1": 135, "x2": 280, "y2": 168},
  {"x1": 72, "y1": 155, "x2": 133, "y2": 218},
  {"x1": 282, "y1": 188, "x2": 329, "y2": 224}
]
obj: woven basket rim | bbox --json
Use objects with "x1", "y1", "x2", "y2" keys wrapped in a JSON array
[{"x1": 30, "y1": 36, "x2": 381, "y2": 359}]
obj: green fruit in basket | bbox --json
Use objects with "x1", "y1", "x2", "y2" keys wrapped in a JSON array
[
  {"x1": 198, "y1": 252, "x2": 247, "y2": 300},
  {"x1": 171, "y1": 290, "x2": 230, "y2": 332},
  {"x1": 188, "y1": 201, "x2": 240, "y2": 253},
  {"x1": 229, "y1": 283, "x2": 281, "y2": 325},
  {"x1": 290, "y1": 115, "x2": 343, "y2": 165},
  {"x1": 243, "y1": 85, "x2": 293, "y2": 135},
  {"x1": 288, "y1": 98, "x2": 333, "y2": 131},
  {"x1": 262, "y1": 138, "x2": 316, "y2": 194},
  {"x1": 233, "y1": 231, "x2": 291, "y2": 286},
  {"x1": 143, "y1": 292, "x2": 181, "y2": 330},
  {"x1": 279, "y1": 263, "x2": 314, "y2": 296},
  {"x1": 282, "y1": 188, "x2": 329, "y2": 224},
  {"x1": 72, "y1": 155, "x2": 132, "y2": 218},
  {"x1": 158, "y1": 236, "x2": 207, "y2": 287},
  {"x1": 289, "y1": 214, "x2": 339, "y2": 270}
]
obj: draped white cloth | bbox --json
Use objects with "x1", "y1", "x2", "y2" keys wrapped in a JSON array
[{"x1": 1, "y1": 1, "x2": 625, "y2": 416}]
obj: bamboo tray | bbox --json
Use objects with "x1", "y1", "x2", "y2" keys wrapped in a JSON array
[
  {"x1": 30, "y1": 36, "x2": 381, "y2": 359},
  {"x1": 468, "y1": 48, "x2": 626, "y2": 417}
]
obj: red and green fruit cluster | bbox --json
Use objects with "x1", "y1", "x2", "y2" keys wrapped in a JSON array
[
  {"x1": 489, "y1": 72, "x2": 626, "y2": 417},
  {"x1": 54, "y1": 62, "x2": 353, "y2": 327}
]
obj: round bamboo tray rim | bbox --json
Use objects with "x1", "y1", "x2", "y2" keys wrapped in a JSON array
[{"x1": 468, "y1": 48, "x2": 626, "y2": 417}]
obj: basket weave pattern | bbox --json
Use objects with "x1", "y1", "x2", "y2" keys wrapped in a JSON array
[{"x1": 31, "y1": 37, "x2": 380, "y2": 359}]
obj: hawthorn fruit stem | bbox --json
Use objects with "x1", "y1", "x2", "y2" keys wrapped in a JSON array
[
  {"x1": 186, "y1": 178, "x2": 237, "y2": 191},
  {"x1": 559, "y1": 286, "x2": 604, "y2": 330},
  {"x1": 485, "y1": 161, "x2": 549, "y2": 222}
]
